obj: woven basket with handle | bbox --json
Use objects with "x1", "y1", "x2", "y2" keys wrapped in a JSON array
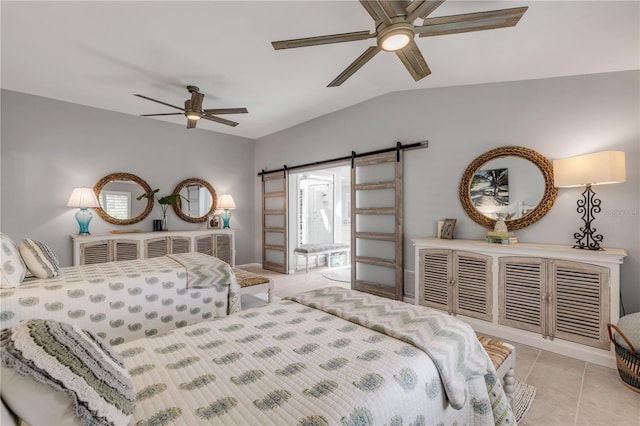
[{"x1": 607, "y1": 323, "x2": 640, "y2": 393}]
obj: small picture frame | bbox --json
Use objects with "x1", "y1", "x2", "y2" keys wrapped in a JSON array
[
  {"x1": 207, "y1": 214, "x2": 221, "y2": 229},
  {"x1": 440, "y1": 218, "x2": 457, "y2": 239}
]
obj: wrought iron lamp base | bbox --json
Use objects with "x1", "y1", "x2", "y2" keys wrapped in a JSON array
[{"x1": 573, "y1": 184, "x2": 604, "y2": 251}]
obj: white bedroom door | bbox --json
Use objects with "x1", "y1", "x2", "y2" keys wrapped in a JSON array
[
  {"x1": 350, "y1": 150, "x2": 403, "y2": 300},
  {"x1": 262, "y1": 170, "x2": 288, "y2": 273}
]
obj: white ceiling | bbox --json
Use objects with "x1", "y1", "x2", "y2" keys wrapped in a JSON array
[{"x1": 2, "y1": 1, "x2": 638, "y2": 139}]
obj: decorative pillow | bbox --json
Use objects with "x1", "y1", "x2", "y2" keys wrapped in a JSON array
[
  {"x1": 0, "y1": 233, "x2": 27, "y2": 288},
  {"x1": 0, "y1": 319, "x2": 135, "y2": 426},
  {"x1": 19, "y1": 238, "x2": 60, "y2": 279},
  {"x1": 615, "y1": 312, "x2": 640, "y2": 352}
]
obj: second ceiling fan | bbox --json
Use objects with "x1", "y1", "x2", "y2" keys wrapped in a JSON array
[
  {"x1": 135, "y1": 85, "x2": 248, "y2": 128},
  {"x1": 272, "y1": 0, "x2": 528, "y2": 87}
]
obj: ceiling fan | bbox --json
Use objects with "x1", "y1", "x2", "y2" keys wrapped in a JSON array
[
  {"x1": 134, "y1": 85, "x2": 248, "y2": 128},
  {"x1": 272, "y1": 0, "x2": 528, "y2": 87}
]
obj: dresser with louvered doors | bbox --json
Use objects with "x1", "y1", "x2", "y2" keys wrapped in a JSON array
[
  {"x1": 72, "y1": 230, "x2": 235, "y2": 266},
  {"x1": 417, "y1": 248, "x2": 492, "y2": 321},
  {"x1": 499, "y1": 257, "x2": 610, "y2": 349},
  {"x1": 413, "y1": 238, "x2": 626, "y2": 368}
]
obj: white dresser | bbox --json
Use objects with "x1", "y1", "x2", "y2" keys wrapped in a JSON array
[
  {"x1": 413, "y1": 237, "x2": 627, "y2": 367},
  {"x1": 72, "y1": 229, "x2": 235, "y2": 266}
]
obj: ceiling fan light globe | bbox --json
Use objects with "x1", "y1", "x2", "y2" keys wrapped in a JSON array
[
  {"x1": 377, "y1": 21, "x2": 415, "y2": 52},
  {"x1": 381, "y1": 33, "x2": 410, "y2": 51},
  {"x1": 186, "y1": 112, "x2": 201, "y2": 120}
]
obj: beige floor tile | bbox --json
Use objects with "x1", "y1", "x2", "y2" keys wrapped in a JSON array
[
  {"x1": 585, "y1": 361, "x2": 619, "y2": 377},
  {"x1": 518, "y1": 399, "x2": 578, "y2": 426},
  {"x1": 523, "y1": 353, "x2": 584, "y2": 413},
  {"x1": 508, "y1": 342, "x2": 541, "y2": 382},
  {"x1": 575, "y1": 400, "x2": 639, "y2": 426},
  {"x1": 580, "y1": 364, "x2": 640, "y2": 412},
  {"x1": 529, "y1": 349, "x2": 587, "y2": 379}
]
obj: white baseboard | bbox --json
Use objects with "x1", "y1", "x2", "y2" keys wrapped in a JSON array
[{"x1": 235, "y1": 262, "x2": 263, "y2": 269}]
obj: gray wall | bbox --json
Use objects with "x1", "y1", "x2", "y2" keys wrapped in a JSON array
[
  {"x1": 1, "y1": 90, "x2": 256, "y2": 267},
  {"x1": 255, "y1": 71, "x2": 640, "y2": 313}
]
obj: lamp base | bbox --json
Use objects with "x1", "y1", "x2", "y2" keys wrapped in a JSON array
[
  {"x1": 573, "y1": 184, "x2": 604, "y2": 250},
  {"x1": 221, "y1": 209, "x2": 232, "y2": 229},
  {"x1": 75, "y1": 208, "x2": 93, "y2": 235}
]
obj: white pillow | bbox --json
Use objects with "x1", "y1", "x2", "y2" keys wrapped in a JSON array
[
  {"x1": 19, "y1": 238, "x2": 60, "y2": 279},
  {"x1": 0, "y1": 319, "x2": 135, "y2": 426},
  {"x1": 0, "y1": 233, "x2": 26, "y2": 288}
]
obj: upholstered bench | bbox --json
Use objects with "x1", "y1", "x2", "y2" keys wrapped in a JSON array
[
  {"x1": 233, "y1": 267, "x2": 274, "y2": 303},
  {"x1": 294, "y1": 243, "x2": 350, "y2": 273},
  {"x1": 478, "y1": 334, "x2": 516, "y2": 406}
]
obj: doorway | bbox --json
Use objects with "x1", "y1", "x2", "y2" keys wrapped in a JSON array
[{"x1": 288, "y1": 164, "x2": 351, "y2": 273}]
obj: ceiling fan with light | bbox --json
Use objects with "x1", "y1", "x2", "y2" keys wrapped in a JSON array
[
  {"x1": 134, "y1": 85, "x2": 248, "y2": 128},
  {"x1": 272, "y1": 0, "x2": 528, "y2": 87}
]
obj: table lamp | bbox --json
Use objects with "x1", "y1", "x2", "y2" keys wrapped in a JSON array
[
  {"x1": 217, "y1": 194, "x2": 236, "y2": 229},
  {"x1": 67, "y1": 187, "x2": 101, "y2": 235},
  {"x1": 553, "y1": 151, "x2": 626, "y2": 250}
]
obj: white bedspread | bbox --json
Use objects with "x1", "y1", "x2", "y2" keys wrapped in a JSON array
[
  {"x1": 119, "y1": 289, "x2": 513, "y2": 426},
  {"x1": 0, "y1": 255, "x2": 240, "y2": 346}
]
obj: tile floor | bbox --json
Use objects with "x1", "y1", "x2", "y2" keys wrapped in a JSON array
[{"x1": 239, "y1": 265, "x2": 640, "y2": 426}]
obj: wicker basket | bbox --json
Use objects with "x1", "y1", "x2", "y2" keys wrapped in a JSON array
[{"x1": 607, "y1": 323, "x2": 640, "y2": 393}]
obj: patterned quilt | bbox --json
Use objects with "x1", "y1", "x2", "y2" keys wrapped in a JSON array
[
  {"x1": 119, "y1": 287, "x2": 514, "y2": 426},
  {"x1": 0, "y1": 255, "x2": 241, "y2": 346},
  {"x1": 288, "y1": 287, "x2": 493, "y2": 410}
]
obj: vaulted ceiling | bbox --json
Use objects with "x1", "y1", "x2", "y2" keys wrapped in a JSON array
[{"x1": 2, "y1": 1, "x2": 638, "y2": 139}]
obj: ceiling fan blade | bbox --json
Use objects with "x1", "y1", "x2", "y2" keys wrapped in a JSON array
[
  {"x1": 395, "y1": 39, "x2": 431, "y2": 81},
  {"x1": 416, "y1": 7, "x2": 528, "y2": 37},
  {"x1": 405, "y1": 0, "x2": 445, "y2": 22},
  {"x1": 187, "y1": 119, "x2": 198, "y2": 129},
  {"x1": 200, "y1": 115, "x2": 239, "y2": 127},
  {"x1": 140, "y1": 113, "x2": 183, "y2": 117},
  {"x1": 359, "y1": 0, "x2": 393, "y2": 25},
  {"x1": 328, "y1": 45, "x2": 381, "y2": 87},
  {"x1": 272, "y1": 31, "x2": 372, "y2": 50},
  {"x1": 134, "y1": 94, "x2": 184, "y2": 111},
  {"x1": 202, "y1": 108, "x2": 248, "y2": 115}
]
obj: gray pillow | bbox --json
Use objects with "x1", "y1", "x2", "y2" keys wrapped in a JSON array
[
  {"x1": 615, "y1": 312, "x2": 640, "y2": 352},
  {"x1": 0, "y1": 319, "x2": 135, "y2": 426},
  {"x1": 0, "y1": 233, "x2": 26, "y2": 288},
  {"x1": 19, "y1": 238, "x2": 60, "y2": 279}
]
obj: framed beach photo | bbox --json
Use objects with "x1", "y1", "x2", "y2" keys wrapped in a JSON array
[
  {"x1": 440, "y1": 218, "x2": 457, "y2": 239},
  {"x1": 207, "y1": 214, "x2": 221, "y2": 229}
]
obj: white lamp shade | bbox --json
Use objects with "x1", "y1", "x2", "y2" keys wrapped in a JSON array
[
  {"x1": 217, "y1": 194, "x2": 236, "y2": 210},
  {"x1": 67, "y1": 187, "x2": 100, "y2": 208},
  {"x1": 553, "y1": 151, "x2": 626, "y2": 188}
]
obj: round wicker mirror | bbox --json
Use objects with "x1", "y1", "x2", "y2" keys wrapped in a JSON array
[
  {"x1": 172, "y1": 178, "x2": 217, "y2": 223},
  {"x1": 459, "y1": 146, "x2": 558, "y2": 231},
  {"x1": 94, "y1": 172, "x2": 154, "y2": 225}
]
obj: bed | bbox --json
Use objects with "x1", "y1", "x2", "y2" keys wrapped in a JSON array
[
  {"x1": 0, "y1": 252, "x2": 241, "y2": 346},
  {"x1": 0, "y1": 286, "x2": 515, "y2": 426}
]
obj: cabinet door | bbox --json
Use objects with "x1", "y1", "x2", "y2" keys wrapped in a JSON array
[
  {"x1": 145, "y1": 237, "x2": 168, "y2": 258},
  {"x1": 214, "y1": 234, "x2": 233, "y2": 265},
  {"x1": 169, "y1": 236, "x2": 191, "y2": 254},
  {"x1": 453, "y1": 251, "x2": 492, "y2": 321},
  {"x1": 499, "y1": 257, "x2": 547, "y2": 335},
  {"x1": 79, "y1": 241, "x2": 110, "y2": 265},
  {"x1": 194, "y1": 235, "x2": 214, "y2": 256},
  {"x1": 112, "y1": 240, "x2": 139, "y2": 262},
  {"x1": 550, "y1": 260, "x2": 610, "y2": 349},
  {"x1": 418, "y1": 248, "x2": 451, "y2": 313}
]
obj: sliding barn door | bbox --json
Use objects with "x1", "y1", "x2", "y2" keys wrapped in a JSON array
[
  {"x1": 351, "y1": 151, "x2": 403, "y2": 300},
  {"x1": 262, "y1": 171, "x2": 288, "y2": 273}
]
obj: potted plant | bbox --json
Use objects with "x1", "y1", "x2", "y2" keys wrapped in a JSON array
[{"x1": 137, "y1": 189, "x2": 186, "y2": 231}]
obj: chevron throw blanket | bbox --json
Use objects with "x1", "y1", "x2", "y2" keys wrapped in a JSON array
[
  {"x1": 167, "y1": 252, "x2": 235, "y2": 289},
  {"x1": 288, "y1": 286, "x2": 492, "y2": 410},
  {"x1": 1, "y1": 319, "x2": 135, "y2": 426}
]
